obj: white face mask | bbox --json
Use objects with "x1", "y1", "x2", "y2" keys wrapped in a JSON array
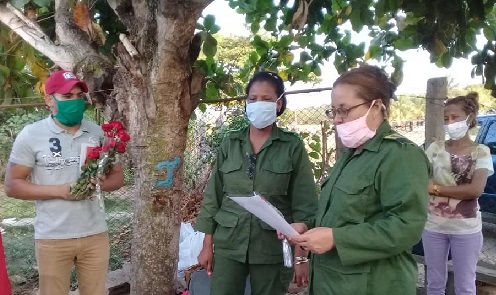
[
  {"x1": 246, "y1": 94, "x2": 282, "y2": 129},
  {"x1": 444, "y1": 116, "x2": 470, "y2": 140}
]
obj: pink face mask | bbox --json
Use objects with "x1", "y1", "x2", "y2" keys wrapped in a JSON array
[{"x1": 335, "y1": 102, "x2": 376, "y2": 148}]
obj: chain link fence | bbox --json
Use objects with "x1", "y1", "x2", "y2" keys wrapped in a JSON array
[{"x1": 2, "y1": 91, "x2": 496, "y2": 291}]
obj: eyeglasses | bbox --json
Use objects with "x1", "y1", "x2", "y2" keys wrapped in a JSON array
[
  {"x1": 325, "y1": 101, "x2": 370, "y2": 119},
  {"x1": 246, "y1": 153, "x2": 257, "y2": 180}
]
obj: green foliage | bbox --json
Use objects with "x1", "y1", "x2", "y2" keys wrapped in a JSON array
[
  {"x1": 449, "y1": 84, "x2": 496, "y2": 111},
  {"x1": 0, "y1": 24, "x2": 41, "y2": 105},
  {"x1": 296, "y1": 121, "x2": 335, "y2": 184},
  {"x1": 204, "y1": 103, "x2": 249, "y2": 152},
  {"x1": 0, "y1": 109, "x2": 48, "y2": 179},
  {"x1": 220, "y1": 0, "x2": 496, "y2": 97},
  {"x1": 389, "y1": 95, "x2": 426, "y2": 122}
]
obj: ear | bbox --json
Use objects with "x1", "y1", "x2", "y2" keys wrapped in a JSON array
[
  {"x1": 372, "y1": 99, "x2": 384, "y2": 116},
  {"x1": 468, "y1": 113, "x2": 477, "y2": 127},
  {"x1": 276, "y1": 98, "x2": 283, "y2": 112},
  {"x1": 44, "y1": 94, "x2": 56, "y2": 112}
]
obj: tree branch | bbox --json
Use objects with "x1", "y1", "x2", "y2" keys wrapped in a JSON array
[
  {"x1": 54, "y1": 0, "x2": 95, "y2": 56},
  {"x1": 107, "y1": 0, "x2": 137, "y2": 32},
  {"x1": 0, "y1": 3, "x2": 74, "y2": 69}
]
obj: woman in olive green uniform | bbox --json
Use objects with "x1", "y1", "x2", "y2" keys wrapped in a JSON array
[
  {"x1": 195, "y1": 71, "x2": 318, "y2": 295},
  {"x1": 291, "y1": 66, "x2": 430, "y2": 295}
]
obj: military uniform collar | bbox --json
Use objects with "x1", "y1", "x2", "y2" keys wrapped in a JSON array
[
  {"x1": 231, "y1": 124, "x2": 289, "y2": 142},
  {"x1": 356, "y1": 120, "x2": 392, "y2": 153}
]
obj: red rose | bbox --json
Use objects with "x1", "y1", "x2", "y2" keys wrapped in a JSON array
[
  {"x1": 108, "y1": 137, "x2": 117, "y2": 148},
  {"x1": 109, "y1": 121, "x2": 124, "y2": 132},
  {"x1": 101, "y1": 143, "x2": 111, "y2": 153},
  {"x1": 115, "y1": 141, "x2": 127, "y2": 153},
  {"x1": 86, "y1": 146, "x2": 102, "y2": 160},
  {"x1": 101, "y1": 123, "x2": 113, "y2": 132},
  {"x1": 116, "y1": 130, "x2": 131, "y2": 142}
]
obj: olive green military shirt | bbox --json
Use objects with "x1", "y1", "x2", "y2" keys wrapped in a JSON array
[
  {"x1": 310, "y1": 121, "x2": 430, "y2": 295},
  {"x1": 196, "y1": 125, "x2": 318, "y2": 264}
]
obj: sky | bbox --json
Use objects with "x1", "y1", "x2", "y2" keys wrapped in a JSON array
[{"x1": 202, "y1": 1, "x2": 484, "y2": 109}]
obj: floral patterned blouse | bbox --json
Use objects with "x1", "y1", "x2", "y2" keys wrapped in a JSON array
[{"x1": 425, "y1": 141, "x2": 494, "y2": 234}]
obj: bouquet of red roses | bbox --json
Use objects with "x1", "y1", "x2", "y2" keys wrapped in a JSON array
[{"x1": 70, "y1": 121, "x2": 130, "y2": 200}]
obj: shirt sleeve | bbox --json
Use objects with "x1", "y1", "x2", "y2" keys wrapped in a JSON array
[
  {"x1": 476, "y1": 144, "x2": 494, "y2": 176},
  {"x1": 332, "y1": 144, "x2": 430, "y2": 266},
  {"x1": 194, "y1": 143, "x2": 226, "y2": 235},
  {"x1": 8, "y1": 126, "x2": 35, "y2": 168},
  {"x1": 288, "y1": 140, "x2": 318, "y2": 229}
]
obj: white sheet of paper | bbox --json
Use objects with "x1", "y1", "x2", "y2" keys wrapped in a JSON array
[{"x1": 230, "y1": 194, "x2": 299, "y2": 237}]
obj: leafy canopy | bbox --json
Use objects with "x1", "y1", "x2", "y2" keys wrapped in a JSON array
[{"x1": 4, "y1": 0, "x2": 496, "y2": 105}]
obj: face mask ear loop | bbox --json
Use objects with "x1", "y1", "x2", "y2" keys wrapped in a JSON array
[{"x1": 364, "y1": 100, "x2": 376, "y2": 116}]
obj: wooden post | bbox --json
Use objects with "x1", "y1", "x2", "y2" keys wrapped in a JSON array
[
  {"x1": 423, "y1": 77, "x2": 456, "y2": 295},
  {"x1": 425, "y1": 77, "x2": 447, "y2": 148}
]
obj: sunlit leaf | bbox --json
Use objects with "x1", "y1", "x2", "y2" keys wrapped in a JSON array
[
  {"x1": 202, "y1": 34, "x2": 218, "y2": 58},
  {"x1": 308, "y1": 151, "x2": 320, "y2": 159}
]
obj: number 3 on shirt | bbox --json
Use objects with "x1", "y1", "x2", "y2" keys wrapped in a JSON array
[{"x1": 49, "y1": 138, "x2": 62, "y2": 154}]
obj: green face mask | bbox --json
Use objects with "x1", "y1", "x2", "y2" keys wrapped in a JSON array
[{"x1": 53, "y1": 96, "x2": 86, "y2": 127}]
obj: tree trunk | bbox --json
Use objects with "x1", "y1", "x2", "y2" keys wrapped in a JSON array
[{"x1": 113, "y1": 3, "x2": 209, "y2": 294}]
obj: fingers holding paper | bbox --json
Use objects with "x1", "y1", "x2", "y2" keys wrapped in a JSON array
[
  {"x1": 289, "y1": 227, "x2": 335, "y2": 255},
  {"x1": 277, "y1": 222, "x2": 308, "y2": 240}
]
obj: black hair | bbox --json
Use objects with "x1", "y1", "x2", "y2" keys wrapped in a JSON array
[{"x1": 245, "y1": 71, "x2": 287, "y2": 116}]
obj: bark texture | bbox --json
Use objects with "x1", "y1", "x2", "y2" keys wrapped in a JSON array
[{"x1": 112, "y1": 1, "x2": 212, "y2": 294}]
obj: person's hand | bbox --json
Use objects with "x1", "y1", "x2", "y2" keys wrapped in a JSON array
[
  {"x1": 278, "y1": 222, "x2": 308, "y2": 240},
  {"x1": 58, "y1": 184, "x2": 79, "y2": 201},
  {"x1": 90, "y1": 173, "x2": 107, "y2": 188},
  {"x1": 294, "y1": 261, "x2": 309, "y2": 287},
  {"x1": 197, "y1": 244, "x2": 214, "y2": 276},
  {"x1": 289, "y1": 227, "x2": 335, "y2": 254},
  {"x1": 428, "y1": 180, "x2": 435, "y2": 195}
]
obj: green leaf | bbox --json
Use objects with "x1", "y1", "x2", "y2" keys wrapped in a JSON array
[
  {"x1": 205, "y1": 81, "x2": 220, "y2": 100},
  {"x1": 210, "y1": 24, "x2": 221, "y2": 34},
  {"x1": 393, "y1": 38, "x2": 415, "y2": 50},
  {"x1": 308, "y1": 151, "x2": 320, "y2": 159},
  {"x1": 203, "y1": 15, "x2": 216, "y2": 32},
  {"x1": 249, "y1": 51, "x2": 259, "y2": 64},
  {"x1": 251, "y1": 22, "x2": 260, "y2": 34},
  {"x1": 279, "y1": 35, "x2": 293, "y2": 48},
  {"x1": 483, "y1": 26, "x2": 495, "y2": 41},
  {"x1": 198, "y1": 103, "x2": 207, "y2": 113},
  {"x1": 32, "y1": 0, "x2": 51, "y2": 7},
  {"x1": 0, "y1": 65, "x2": 10, "y2": 77},
  {"x1": 264, "y1": 16, "x2": 277, "y2": 32},
  {"x1": 300, "y1": 51, "x2": 312, "y2": 62},
  {"x1": 202, "y1": 34, "x2": 218, "y2": 58},
  {"x1": 10, "y1": 0, "x2": 30, "y2": 9},
  {"x1": 441, "y1": 53, "x2": 453, "y2": 68}
]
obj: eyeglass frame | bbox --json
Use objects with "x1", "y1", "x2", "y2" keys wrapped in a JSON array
[{"x1": 325, "y1": 101, "x2": 371, "y2": 119}]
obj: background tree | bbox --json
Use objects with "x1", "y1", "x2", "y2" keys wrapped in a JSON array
[{"x1": 1, "y1": 0, "x2": 496, "y2": 294}]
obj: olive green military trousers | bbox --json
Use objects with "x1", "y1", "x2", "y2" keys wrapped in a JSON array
[{"x1": 210, "y1": 254, "x2": 293, "y2": 295}]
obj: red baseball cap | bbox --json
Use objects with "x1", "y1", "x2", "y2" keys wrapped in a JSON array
[{"x1": 44, "y1": 71, "x2": 89, "y2": 95}]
